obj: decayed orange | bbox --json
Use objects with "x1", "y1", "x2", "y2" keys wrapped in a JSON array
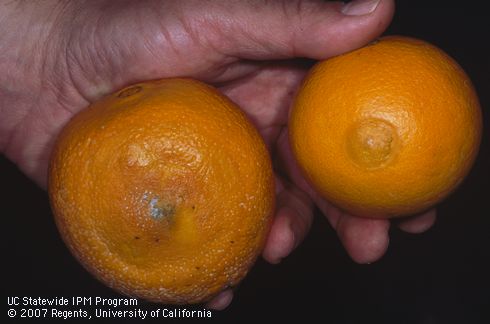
[
  {"x1": 48, "y1": 78, "x2": 275, "y2": 304},
  {"x1": 289, "y1": 36, "x2": 482, "y2": 218}
]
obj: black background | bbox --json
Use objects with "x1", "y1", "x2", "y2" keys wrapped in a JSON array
[{"x1": 3, "y1": 1, "x2": 489, "y2": 323}]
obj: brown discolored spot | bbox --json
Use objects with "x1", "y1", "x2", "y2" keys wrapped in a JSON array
[
  {"x1": 134, "y1": 236, "x2": 140, "y2": 240},
  {"x1": 118, "y1": 86, "x2": 142, "y2": 98}
]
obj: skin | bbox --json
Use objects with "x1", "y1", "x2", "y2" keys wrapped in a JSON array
[{"x1": 1, "y1": 0, "x2": 436, "y2": 310}]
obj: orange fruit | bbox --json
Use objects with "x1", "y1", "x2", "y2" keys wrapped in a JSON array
[
  {"x1": 289, "y1": 36, "x2": 482, "y2": 218},
  {"x1": 48, "y1": 78, "x2": 275, "y2": 304}
]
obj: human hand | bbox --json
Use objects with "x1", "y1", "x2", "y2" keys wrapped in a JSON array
[{"x1": 0, "y1": 0, "x2": 435, "y2": 310}]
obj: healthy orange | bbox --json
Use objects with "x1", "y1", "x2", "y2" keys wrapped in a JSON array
[
  {"x1": 289, "y1": 36, "x2": 482, "y2": 218},
  {"x1": 48, "y1": 78, "x2": 275, "y2": 304}
]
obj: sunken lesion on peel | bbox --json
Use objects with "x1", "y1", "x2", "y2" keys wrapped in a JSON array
[
  {"x1": 142, "y1": 191, "x2": 176, "y2": 220},
  {"x1": 149, "y1": 197, "x2": 175, "y2": 220},
  {"x1": 346, "y1": 118, "x2": 398, "y2": 169},
  {"x1": 138, "y1": 190, "x2": 200, "y2": 246}
]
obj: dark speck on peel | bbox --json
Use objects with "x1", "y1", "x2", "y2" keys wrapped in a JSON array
[{"x1": 117, "y1": 86, "x2": 142, "y2": 98}]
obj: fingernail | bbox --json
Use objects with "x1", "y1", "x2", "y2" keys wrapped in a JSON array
[{"x1": 341, "y1": 0, "x2": 381, "y2": 16}]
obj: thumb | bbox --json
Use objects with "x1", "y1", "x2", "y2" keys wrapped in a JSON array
[{"x1": 217, "y1": 0, "x2": 395, "y2": 60}]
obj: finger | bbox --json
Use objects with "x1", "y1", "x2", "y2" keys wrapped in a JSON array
[
  {"x1": 309, "y1": 182, "x2": 391, "y2": 264},
  {"x1": 219, "y1": 61, "x2": 310, "y2": 143},
  {"x1": 205, "y1": 289, "x2": 233, "y2": 310},
  {"x1": 397, "y1": 208, "x2": 437, "y2": 234},
  {"x1": 275, "y1": 128, "x2": 390, "y2": 263},
  {"x1": 66, "y1": 0, "x2": 394, "y2": 103},
  {"x1": 216, "y1": 0, "x2": 395, "y2": 60},
  {"x1": 333, "y1": 210, "x2": 390, "y2": 264},
  {"x1": 262, "y1": 182, "x2": 314, "y2": 264}
]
